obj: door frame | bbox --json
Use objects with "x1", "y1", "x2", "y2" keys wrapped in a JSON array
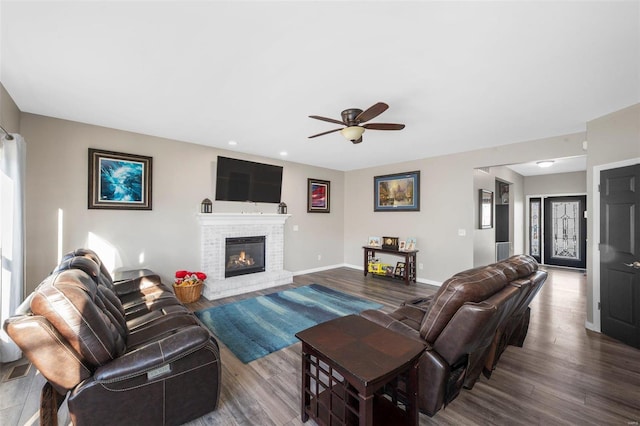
[{"x1": 591, "y1": 157, "x2": 640, "y2": 333}]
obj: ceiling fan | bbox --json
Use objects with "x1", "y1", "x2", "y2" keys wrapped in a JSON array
[{"x1": 308, "y1": 102, "x2": 405, "y2": 144}]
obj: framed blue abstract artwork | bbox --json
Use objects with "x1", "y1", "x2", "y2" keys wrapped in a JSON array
[{"x1": 88, "y1": 148, "x2": 152, "y2": 210}]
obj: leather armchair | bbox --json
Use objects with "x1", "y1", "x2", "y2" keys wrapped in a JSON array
[{"x1": 4, "y1": 252, "x2": 221, "y2": 425}]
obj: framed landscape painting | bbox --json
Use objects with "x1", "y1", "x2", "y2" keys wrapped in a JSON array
[
  {"x1": 88, "y1": 148, "x2": 152, "y2": 210},
  {"x1": 374, "y1": 171, "x2": 420, "y2": 212},
  {"x1": 307, "y1": 178, "x2": 330, "y2": 213}
]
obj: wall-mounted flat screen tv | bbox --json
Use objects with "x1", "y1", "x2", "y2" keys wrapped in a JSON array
[{"x1": 215, "y1": 156, "x2": 283, "y2": 203}]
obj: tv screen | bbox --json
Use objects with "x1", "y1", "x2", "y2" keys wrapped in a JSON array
[{"x1": 215, "y1": 156, "x2": 283, "y2": 203}]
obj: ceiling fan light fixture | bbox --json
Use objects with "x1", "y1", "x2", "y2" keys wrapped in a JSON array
[
  {"x1": 537, "y1": 160, "x2": 555, "y2": 168},
  {"x1": 340, "y1": 126, "x2": 365, "y2": 141}
]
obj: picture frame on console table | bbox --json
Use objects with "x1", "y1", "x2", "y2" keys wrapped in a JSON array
[
  {"x1": 367, "y1": 236, "x2": 381, "y2": 247},
  {"x1": 307, "y1": 178, "x2": 330, "y2": 213},
  {"x1": 374, "y1": 171, "x2": 420, "y2": 212},
  {"x1": 88, "y1": 148, "x2": 152, "y2": 210}
]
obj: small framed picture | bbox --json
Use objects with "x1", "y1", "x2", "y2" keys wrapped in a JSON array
[
  {"x1": 368, "y1": 236, "x2": 381, "y2": 247},
  {"x1": 398, "y1": 240, "x2": 407, "y2": 251},
  {"x1": 385, "y1": 265, "x2": 395, "y2": 277},
  {"x1": 405, "y1": 237, "x2": 417, "y2": 251},
  {"x1": 88, "y1": 148, "x2": 152, "y2": 210},
  {"x1": 307, "y1": 178, "x2": 330, "y2": 213},
  {"x1": 394, "y1": 262, "x2": 406, "y2": 278}
]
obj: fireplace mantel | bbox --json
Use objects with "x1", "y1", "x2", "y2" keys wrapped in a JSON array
[
  {"x1": 197, "y1": 213, "x2": 291, "y2": 226},
  {"x1": 198, "y1": 213, "x2": 292, "y2": 300}
]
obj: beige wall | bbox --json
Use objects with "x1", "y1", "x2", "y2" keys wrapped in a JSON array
[
  {"x1": 0, "y1": 83, "x2": 20, "y2": 132},
  {"x1": 524, "y1": 171, "x2": 586, "y2": 196},
  {"x1": 472, "y1": 166, "x2": 525, "y2": 268},
  {"x1": 344, "y1": 132, "x2": 586, "y2": 284},
  {"x1": 586, "y1": 103, "x2": 640, "y2": 328},
  {"x1": 20, "y1": 113, "x2": 345, "y2": 293},
  {"x1": 11, "y1": 86, "x2": 640, "y2": 331}
]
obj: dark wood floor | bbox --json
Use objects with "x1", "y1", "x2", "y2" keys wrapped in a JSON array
[
  {"x1": 2, "y1": 266, "x2": 639, "y2": 425},
  {"x1": 185, "y1": 266, "x2": 640, "y2": 425}
]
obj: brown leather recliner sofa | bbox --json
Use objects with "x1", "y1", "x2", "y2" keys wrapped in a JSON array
[
  {"x1": 4, "y1": 249, "x2": 221, "y2": 426},
  {"x1": 360, "y1": 254, "x2": 546, "y2": 417}
]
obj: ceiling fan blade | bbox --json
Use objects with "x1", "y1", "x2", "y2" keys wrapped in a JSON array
[
  {"x1": 308, "y1": 128, "x2": 343, "y2": 138},
  {"x1": 309, "y1": 115, "x2": 346, "y2": 126},
  {"x1": 355, "y1": 102, "x2": 389, "y2": 123},
  {"x1": 362, "y1": 123, "x2": 405, "y2": 130}
]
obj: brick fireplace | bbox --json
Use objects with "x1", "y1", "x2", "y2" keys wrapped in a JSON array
[{"x1": 198, "y1": 213, "x2": 292, "y2": 300}]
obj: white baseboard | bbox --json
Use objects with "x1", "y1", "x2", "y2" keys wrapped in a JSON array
[
  {"x1": 292, "y1": 263, "x2": 349, "y2": 276},
  {"x1": 585, "y1": 320, "x2": 600, "y2": 333},
  {"x1": 306, "y1": 263, "x2": 443, "y2": 287}
]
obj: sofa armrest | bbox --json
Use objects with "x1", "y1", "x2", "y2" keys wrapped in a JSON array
[
  {"x1": 93, "y1": 325, "x2": 211, "y2": 382},
  {"x1": 400, "y1": 295, "x2": 434, "y2": 312},
  {"x1": 360, "y1": 309, "x2": 425, "y2": 344}
]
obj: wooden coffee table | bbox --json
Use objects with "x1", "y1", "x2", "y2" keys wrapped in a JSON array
[{"x1": 295, "y1": 314, "x2": 425, "y2": 426}]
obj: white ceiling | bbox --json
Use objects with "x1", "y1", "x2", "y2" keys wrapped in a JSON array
[
  {"x1": 505, "y1": 155, "x2": 587, "y2": 177},
  {"x1": 1, "y1": 1, "x2": 638, "y2": 171}
]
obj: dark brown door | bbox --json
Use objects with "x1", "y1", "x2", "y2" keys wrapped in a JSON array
[{"x1": 600, "y1": 164, "x2": 640, "y2": 348}]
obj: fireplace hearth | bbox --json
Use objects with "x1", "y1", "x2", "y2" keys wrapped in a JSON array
[{"x1": 225, "y1": 236, "x2": 266, "y2": 278}]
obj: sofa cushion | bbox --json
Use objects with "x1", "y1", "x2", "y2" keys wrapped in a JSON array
[{"x1": 420, "y1": 266, "x2": 508, "y2": 343}]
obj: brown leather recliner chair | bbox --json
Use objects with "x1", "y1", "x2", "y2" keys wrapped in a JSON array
[
  {"x1": 360, "y1": 254, "x2": 546, "y2": 417},
  {"x1": 4, "y1": 254, "x2": 221, "y2": 426}
]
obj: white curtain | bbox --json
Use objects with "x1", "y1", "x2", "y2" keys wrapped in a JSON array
[{"x1": 0, "y1": 133, "x2": 25, "y2": 363}]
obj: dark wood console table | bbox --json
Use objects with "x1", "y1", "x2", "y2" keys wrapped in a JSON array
[
  {"x1": 296, "y1": 315, "x2": 425, "y2": 426},
  {"x1": 363, "y1": 246, "x2": 418, "y2": 285}
]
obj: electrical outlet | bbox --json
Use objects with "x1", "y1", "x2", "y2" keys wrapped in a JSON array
[
  {"x1": 419, "y1": 263, "x2": 424, "y2": 270},
  {"x1": 317, "y1": 254, "x2": 322, "y2": 261}
]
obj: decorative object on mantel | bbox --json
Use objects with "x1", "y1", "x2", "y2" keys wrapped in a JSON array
[
  {"x1": 382, "y1": 236, "x2": 399, "y2": 250},
  {"x1": 367, "y1": 236, "x2": 381, "y2": 247},
  {"x1": 173, "y1": 270, "x2": 206, "y2": 303},
  {"x1": 307, "y1": 178, "x2": 330, "y2": 213},
  {"x1": 374, "y1": 171, "x2": 420, "y2": 212},
  {"x1": 201, "y1": 198, "x2": 213, "y2": 213},
  {"x1": 88, "y1": 148, "x2": 152, "y2": 210},
  {"x1": 278, "y1": 202, "x2": 287, "y2": 214}
]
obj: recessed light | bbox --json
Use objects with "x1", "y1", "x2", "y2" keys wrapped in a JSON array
[
  {"x1": 280, "y1": 151, "x2": 288, "y2": 156},
  {"x1": 536, "y1": 160, "x2": 554, "y2": 168},
  {"x1": 228, "y1": 140, "x2": 237, "y2": 146}
]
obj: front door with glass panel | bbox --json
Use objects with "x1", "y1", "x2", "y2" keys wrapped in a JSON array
[{"x1": 543, "y1": 195, "x2": 587, "y2": 269}]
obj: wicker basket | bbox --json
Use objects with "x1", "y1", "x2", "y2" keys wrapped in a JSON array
[{"x1": 173, "y1": 282, "x2": 203, "y2": 303}]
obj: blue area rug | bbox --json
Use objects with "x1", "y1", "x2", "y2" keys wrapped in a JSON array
[{"x1": 195, "y1": 284, "x2": 383, "y2": 363}]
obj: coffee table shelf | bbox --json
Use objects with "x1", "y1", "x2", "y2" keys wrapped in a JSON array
[{"x1": 296, "y1": 315, "x2": 425, "y2": 426}]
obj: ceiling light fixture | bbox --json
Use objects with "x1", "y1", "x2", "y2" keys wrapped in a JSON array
[
  {"x1": 340, "y1": 126, "x2": 365, "y2": 142},
  {"x1": 228, "y1": 140, "x2": 237, "y2": 146},
  {"x1": 537, "y1": 160, "x2": 555, "y2": 168}
]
